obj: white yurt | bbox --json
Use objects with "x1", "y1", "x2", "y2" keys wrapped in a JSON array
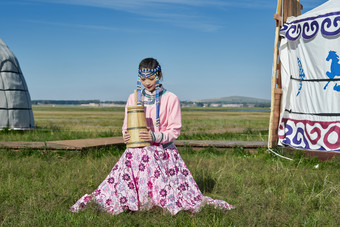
[
  {"x1": 277, "y1": 0, "x2": 340, "y2": 151},
  {"x1": 0, "y1": 38, "x2": 34, "y2": 130}
]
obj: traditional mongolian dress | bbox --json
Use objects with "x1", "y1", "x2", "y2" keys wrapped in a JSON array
[{"x1": 70, "y1": 86, "x2": 233, "y2": 215}]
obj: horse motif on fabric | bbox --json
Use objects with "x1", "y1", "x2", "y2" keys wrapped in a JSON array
[{"x1": 324, "y1": 50, "x2": 340, "y2": 91}]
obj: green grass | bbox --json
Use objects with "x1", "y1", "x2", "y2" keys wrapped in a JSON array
[
  {"x1": 2, "y1": 106, "x2": 339, "y2": 226},
  {"x1": 1, "y1": 147, "x2": 340, "y2": 226},
  {"x1": 0, "y1": 106, "x2": 125, "y2": 141},
  {"x1": 0, "y1": 106, "x2": 269, "y2": 142},
  {"x1": 179, "y1": 129, "x2": 268, "y2": 141}
]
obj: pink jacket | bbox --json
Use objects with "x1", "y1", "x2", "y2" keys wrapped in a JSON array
[{"x1": 122, "y1": 88, "x2": 182, "y2": 144}]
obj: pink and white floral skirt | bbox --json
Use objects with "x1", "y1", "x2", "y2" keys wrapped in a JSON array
[{"x1": 70, "y1": 145, "x2": 233, "y2": 215}]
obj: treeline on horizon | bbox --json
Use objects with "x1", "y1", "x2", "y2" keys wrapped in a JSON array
[
  {"x1": 31, "y1": 100, "x2": 126, "y2": 105},
  {"x1": 32, "y1": 100, "x2": 270, "y2": 107}
]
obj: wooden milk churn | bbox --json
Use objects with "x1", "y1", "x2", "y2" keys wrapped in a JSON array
[{"x1": 126, "y1": 90, "x2": 150, "y2": 148}]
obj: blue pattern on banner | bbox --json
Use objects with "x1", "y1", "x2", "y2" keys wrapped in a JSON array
[
  {"x1": 297, "y1": 58, "x2": 305, "y2": 96},
  {"x1": 324, "y1": 50, "x2": 340, "y2": 91},
  {"x1": 281, "y1": 12, "x2": 340, "y2": 41}
]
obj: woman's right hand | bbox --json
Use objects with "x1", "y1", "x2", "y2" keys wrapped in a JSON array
[{"x1": 123, "y1": 130, "x2": 130, "y2": 144}]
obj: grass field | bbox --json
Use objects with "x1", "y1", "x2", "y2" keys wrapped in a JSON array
[
  {"x1": 1, "y1": 106, "x2": 340, "y2": 226},
  {"x1": 0, "y1": 106, "x2": 269, "y2": 142},
  {"x1": 1, "y1": 146, "x2": 340, "y2": 226}
]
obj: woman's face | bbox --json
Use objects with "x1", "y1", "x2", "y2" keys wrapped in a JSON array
[{"x1": 140, "y1": 72, "x2": 161, "y2": 93}]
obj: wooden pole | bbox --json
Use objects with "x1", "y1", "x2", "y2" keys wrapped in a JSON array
[
  {"x1": 268, "y1": 0, "x2": 283, "y2": 148},
  {"x1": 268, "y1": 0, "x2": 302, "y2": 148}
]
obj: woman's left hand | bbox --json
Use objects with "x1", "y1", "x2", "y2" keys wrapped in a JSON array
[{"x1": 139, "y1": 128, "x2": 153, "y2": 142}]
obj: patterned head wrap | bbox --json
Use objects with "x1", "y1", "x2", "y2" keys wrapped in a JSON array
[{"x1": 137, "y1": 64, "x2": 162, "y2": 128}]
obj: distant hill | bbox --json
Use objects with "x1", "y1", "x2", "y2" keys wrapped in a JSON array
[
  {"x1": 181, "y1": 96, "x2": 271, "y2": 107},
  {"x1": 194, "y1": 96, "x2": 270, "y2": 104}
]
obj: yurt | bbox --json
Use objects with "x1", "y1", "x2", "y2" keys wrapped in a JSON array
[
  {"x1": 269, "y1": 0, "x2": 340, "y2": 152},
  {"x1": 0, "y1": 38, "x2": 34, "y2": 130}
]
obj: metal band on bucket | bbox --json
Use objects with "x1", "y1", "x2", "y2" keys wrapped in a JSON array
[
  {"x1": 127, "y1": 110, "x2": 145, "y2": 113},
  {"x1": 127, "y1": 126, "x2": 147, "y2": 130}
]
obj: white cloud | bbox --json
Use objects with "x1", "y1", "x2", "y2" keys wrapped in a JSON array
[
  {"x1": 25, "y1": 19, "x2": 156, "y2": 33},
  {"x1": 24, "y1": 0, "x2": 277, "y2": 32},
  {"x1": 28, "y1": 0, "x2": 275, "y2": 9}
]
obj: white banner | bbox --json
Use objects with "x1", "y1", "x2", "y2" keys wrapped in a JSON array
[{"x1": 278, "y1": 0, "x2": 340, "y2": 151}]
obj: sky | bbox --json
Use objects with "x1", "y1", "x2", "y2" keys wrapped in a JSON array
[{"x1": 0, "y1": 0, "x2": 328, "y2": 101}]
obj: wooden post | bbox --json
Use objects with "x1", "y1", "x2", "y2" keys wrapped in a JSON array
[
  {"x1": 268, "y1": 0, "x2": 302, "y2": 148},
  {"x1": 268, "y1": 0, "x2": 283, "y2": 148}
]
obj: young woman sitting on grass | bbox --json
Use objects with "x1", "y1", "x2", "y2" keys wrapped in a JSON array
[{"x1": 70, "y1": 58, "x2": 233, "y2": 215}]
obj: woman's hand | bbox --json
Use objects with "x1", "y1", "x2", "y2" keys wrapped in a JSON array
[
  {"x1": 123, "y1": 130, "x2": 130, "y2": 144},
  {"x1": 139, "y1": 128, "x2": 153, "y2": 142}
]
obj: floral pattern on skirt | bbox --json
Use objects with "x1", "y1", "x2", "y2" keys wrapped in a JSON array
[{"x1": 70, "y1": 145, "x2": 233, "y2": 215}]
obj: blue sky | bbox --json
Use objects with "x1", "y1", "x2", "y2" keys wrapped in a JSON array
[{"x1": 0, "y1": 0, "x2": 328, "y2": 101}]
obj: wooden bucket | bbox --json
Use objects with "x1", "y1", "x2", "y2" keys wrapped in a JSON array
[{"x1": 126, "y1": 105, "x2": 150, "y2": 148}]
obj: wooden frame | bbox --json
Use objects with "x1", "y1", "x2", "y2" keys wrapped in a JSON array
[{"x1": 268, "y1": 0, "x2": 302, "y2": 148}]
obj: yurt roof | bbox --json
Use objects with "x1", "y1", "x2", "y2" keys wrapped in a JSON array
[{"x1": 0, "y1": 38, "x2": 35, "y2": 130}]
